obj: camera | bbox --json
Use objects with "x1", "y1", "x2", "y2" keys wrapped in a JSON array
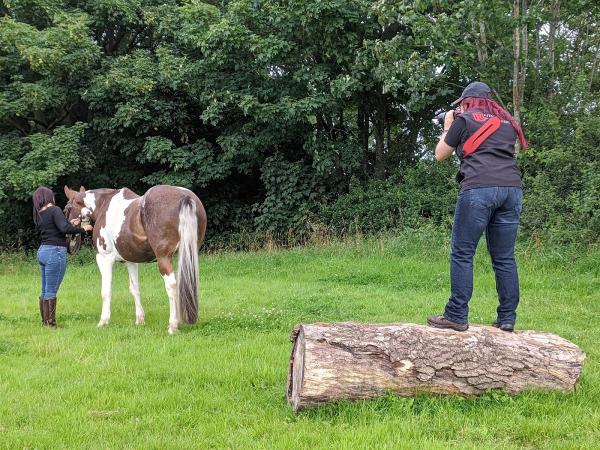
[{"x1": 433, "y1": 111, "x2": 454, "y2": 126}]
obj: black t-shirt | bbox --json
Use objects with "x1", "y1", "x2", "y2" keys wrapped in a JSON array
[
  {"x1": 36, "y1": 206, "x2": 85, "y2": 247},
  {"x1": 444, "y1": 110, "x2": 522, "y2": 191}
]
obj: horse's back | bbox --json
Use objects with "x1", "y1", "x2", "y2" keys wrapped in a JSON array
[
  {"x1": 104, "y1": 188, "x2": 152, "y2": 262},
  {"x1": 141, "y1": 185, "x2": 207, "y2": 253}
]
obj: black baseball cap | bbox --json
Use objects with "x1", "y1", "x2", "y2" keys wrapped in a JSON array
[{"x1": 451, "y1": 81, "x2": 492, "y2": 105}]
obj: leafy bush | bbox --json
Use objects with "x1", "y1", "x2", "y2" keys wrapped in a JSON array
[
  {"x1": 520, "y1": 111, "x2": 600, "y2": 245},
  {"x1": 319, "y1": 161, "x2": 457, "y2": 235}
]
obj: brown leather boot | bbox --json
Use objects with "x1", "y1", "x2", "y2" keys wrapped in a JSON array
[
  {"x1": 47, "y1": 298, "x2": 57, "y2": 329},
  {"x1": 492, "y1": 321, "x2": 514, "y2": 332},
  {"x1": 39, "y1": 296, "x2": 46, "y2": 326},
  {"x1": 427, "y1": 314, "x2": 469, "y2": 331}
]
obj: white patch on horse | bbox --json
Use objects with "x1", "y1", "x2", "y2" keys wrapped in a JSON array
[
  {"x1": 83, "y1": 191, "x2": 96, "y2": 212},
  {"x1": 96, "y1": 253, "x2": 115, "y2": 327},
  {"x1": 163, "y1": 273, "x2": 180, "y2": 335},
  {"x1": 127, "y1": 262, "x2": 145, "y2": 325},
  {"x1": 98, "y1": 189, "x2": 136, "y2": 261}
]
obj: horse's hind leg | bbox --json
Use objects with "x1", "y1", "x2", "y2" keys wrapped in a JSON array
[
  {"x1": 158, "y1": 256, "x2": 179, "y2": 335},
  {"x1": 126, "y1": 262, "x2": 145, "y2": 325},
  {"x1": 96, "y1": 253, "x2": 115, "y2": 327}
]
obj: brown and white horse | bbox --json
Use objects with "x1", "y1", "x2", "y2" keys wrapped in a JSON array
[{"x1": 64, "y1": 185, "x2": 207, "y2": 334}]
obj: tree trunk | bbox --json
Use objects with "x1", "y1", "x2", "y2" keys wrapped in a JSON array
[
  {"x1": 548, "y1": 0, "x2": 560, "y2": 84},
  {"x1": 474, "y1": 19, "x2": 488, "y2": 63},
  {"x1": 287, "y1": 323, "x2": 585, "y2": 411},
  {"x1": 535, "y1": 21, "x2": 541, "y2": 85},
  {"x1": 512, "y1": 0, "x2": 522, "y2": 129},
  {"x1": 590, "y1": 36, "x2": 600, "y2": 91},
  {"x1": 479, "y1": 20, "x2": 489, "y2": 60},
  {"x1": 519, "y1": 0, "x2": 528, "y2": 108},
  {"x1": 357, "y1": 95, "x2": 369, "y2": 179},
  {"x1": 373, "y1": 91, "x2": 386, "y2": 180}
]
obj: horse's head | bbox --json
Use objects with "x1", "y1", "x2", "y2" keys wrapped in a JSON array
[
  {"x1": 63, "y1": 185, "x2": 91, "y2": 256},
  {"x1": 63, "y1": 185, "x2": 93, "y2": 222}
]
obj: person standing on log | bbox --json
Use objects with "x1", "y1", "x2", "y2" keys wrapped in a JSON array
[
  {"x1": 32, "y1": 186, "x2": 93, "y2": 328},
  {"x1": 427, "y1": 82, "x2": 528, "y2": 332}
]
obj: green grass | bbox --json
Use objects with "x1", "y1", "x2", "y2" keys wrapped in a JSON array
[{"x1": 1, "y1": 231, "x2": 599, "y2": 449}]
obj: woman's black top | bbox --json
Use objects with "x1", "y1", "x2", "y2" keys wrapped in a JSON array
[
  {"x1": 37, "y1": 205, "x2": 85, "y2": 247},
  {"x1": 444, "y1": 109, "x2": 522, "y2": 191}
]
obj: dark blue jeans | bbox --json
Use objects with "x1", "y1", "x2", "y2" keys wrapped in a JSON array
[
  {"x1": 444, "y1": 187, "x2": 523, "y2": 325},
  {"x1": 37, "y1": 245, "x2": 67, "y2": 300}
]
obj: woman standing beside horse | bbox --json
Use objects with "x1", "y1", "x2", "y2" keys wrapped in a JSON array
[{"x1": 33, "y1": 186, "x2": 93, "y2": 328}]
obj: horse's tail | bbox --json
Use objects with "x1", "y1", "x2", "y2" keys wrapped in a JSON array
[{"x1": 177, "y1": 196, "x2": 199, "y2": 324}]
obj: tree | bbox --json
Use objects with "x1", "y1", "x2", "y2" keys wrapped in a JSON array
[{"x1": 1, "y1": 0, "x2": 600, "y2": 248}]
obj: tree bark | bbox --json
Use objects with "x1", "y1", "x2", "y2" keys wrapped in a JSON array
[
  {"x1": 512, "y1": 0, "x2": 522, "y2": 129},
  {"x1": 548, "y1": 0, "x2": 560, "y2": 83},
  {"x1": 479, "y1": 20, "x2": 489, "y2": 60},
  {"x1": 474, "y1": 19, "x2": 488, "y2": 63},
  {"x1": 519, "y1": 0, "x2": 528, "y2": 108},
  {"x1": 287, "y1": 322, "x2": 585, "y2": 411}
]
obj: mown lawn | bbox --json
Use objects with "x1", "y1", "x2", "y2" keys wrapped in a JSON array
[{"x1": 1, "y1": 231, "x2": 598, "y2": 449}]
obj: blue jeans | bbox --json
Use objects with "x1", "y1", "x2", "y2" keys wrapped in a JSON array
[
  {"x1": 37, "y1": 245, "x2": 67, "y2": 300},
  {"x1": 444, "y1": 187, "x2": 523, "y2": 325}
]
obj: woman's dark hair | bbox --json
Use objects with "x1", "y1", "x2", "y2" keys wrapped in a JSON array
[
  {"x1": 32, "y1": 186, "x2": 56, "y2": 225},
  {"x1": 459, "y1": 97, "x2": 529, "y2": 149}
]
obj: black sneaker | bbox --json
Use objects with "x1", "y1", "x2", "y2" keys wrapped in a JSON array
[
  {"x1": 492, "y1": 321, "x2": 514, "y2": 332},
  {"x1": 427, "y1": 315, "x2": 469, "y2": 331}
]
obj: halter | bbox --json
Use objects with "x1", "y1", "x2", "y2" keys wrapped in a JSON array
[{"x1": 63, "y1": 199, "x2": 74, "y2": 220}]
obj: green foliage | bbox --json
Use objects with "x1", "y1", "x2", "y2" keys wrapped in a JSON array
[
  {"x1": 254, "y1": 153, "x2": 321, "y2": 234},
  {"x1": 320, "y1": 161, "x2": 457, "y2": 234},
  {"x1": 520, "y1": 111, "x2": 600, "y2": 244},
  {"x1": 1, "y1": 0, "x2": 600, "y2": 248},
  {"x1": 0, "y1": 123, "x2": 86, "y2": 200}
]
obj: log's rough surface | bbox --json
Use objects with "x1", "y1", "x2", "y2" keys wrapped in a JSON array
[{"x1": 287, "y1": 322, "x2": 585, "y2": 411}]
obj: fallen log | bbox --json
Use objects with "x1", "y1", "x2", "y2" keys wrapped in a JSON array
[{"x1": 287, "y1": 322, "x2": 585, "y2": 411}]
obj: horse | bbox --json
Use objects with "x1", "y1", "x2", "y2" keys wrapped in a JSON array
[{"x1": 63, "y1": 185, "x2": 207, "y2": 335}]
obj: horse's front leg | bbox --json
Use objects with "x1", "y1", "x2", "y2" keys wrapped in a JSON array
[
  {"x1": 126, "y1": 262, "x2": 145, "y2": 325},
  {"x1": 96, "y1": 253, "x2": 115, "y2": 327},
  {"x1": 158, "y1": 256, "x2": 179, "y2": 335}
]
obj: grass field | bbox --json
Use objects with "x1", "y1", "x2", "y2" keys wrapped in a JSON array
[{"x1": 1, "y1": 231, "x2": 599, "y2": 449}]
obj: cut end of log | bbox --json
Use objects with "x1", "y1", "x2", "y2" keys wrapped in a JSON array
[
  {"x1": 287, "y1": 326, "x2": 306, "y2": 411},
  {"x1": 286, "y1": 322, "x2": 586, "y2": 411}
]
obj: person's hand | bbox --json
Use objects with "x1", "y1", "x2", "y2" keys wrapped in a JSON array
[
  {"x1": 444, "y1": 110, "x2": 455, "y2": 130},
  {"x1": 83, "y1": 224, "x2": 93, "y2": 232},
  {"x1": 70, "y1": 218, "x2": 81, "y2": 226}
]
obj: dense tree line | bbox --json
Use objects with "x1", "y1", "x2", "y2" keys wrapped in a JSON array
[{"x1": 1, "y1": 0, "x2": 599, "y2": 249}]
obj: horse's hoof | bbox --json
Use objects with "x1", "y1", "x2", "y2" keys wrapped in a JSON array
[
  {"x1": 97, "y1": 320, "x2": 109, "y2": 327},
  {"x1": 135, "y1": 317, "x2": 145, "y2": 325},
  {"x1": 168, "y1": 326, "x2": 178, "y2": 335}
]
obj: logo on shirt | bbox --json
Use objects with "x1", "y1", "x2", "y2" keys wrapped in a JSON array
[{"x1": 472, "y1": 112, "x2": 486, "y2": 122}]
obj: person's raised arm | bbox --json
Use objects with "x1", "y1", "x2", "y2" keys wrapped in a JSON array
[
  {"x1": 51, "y1": 207, "x2": 89, "y2": 235},
  {"x1": 435, "y1": 111, "x2": 459, "y2": 161}
]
